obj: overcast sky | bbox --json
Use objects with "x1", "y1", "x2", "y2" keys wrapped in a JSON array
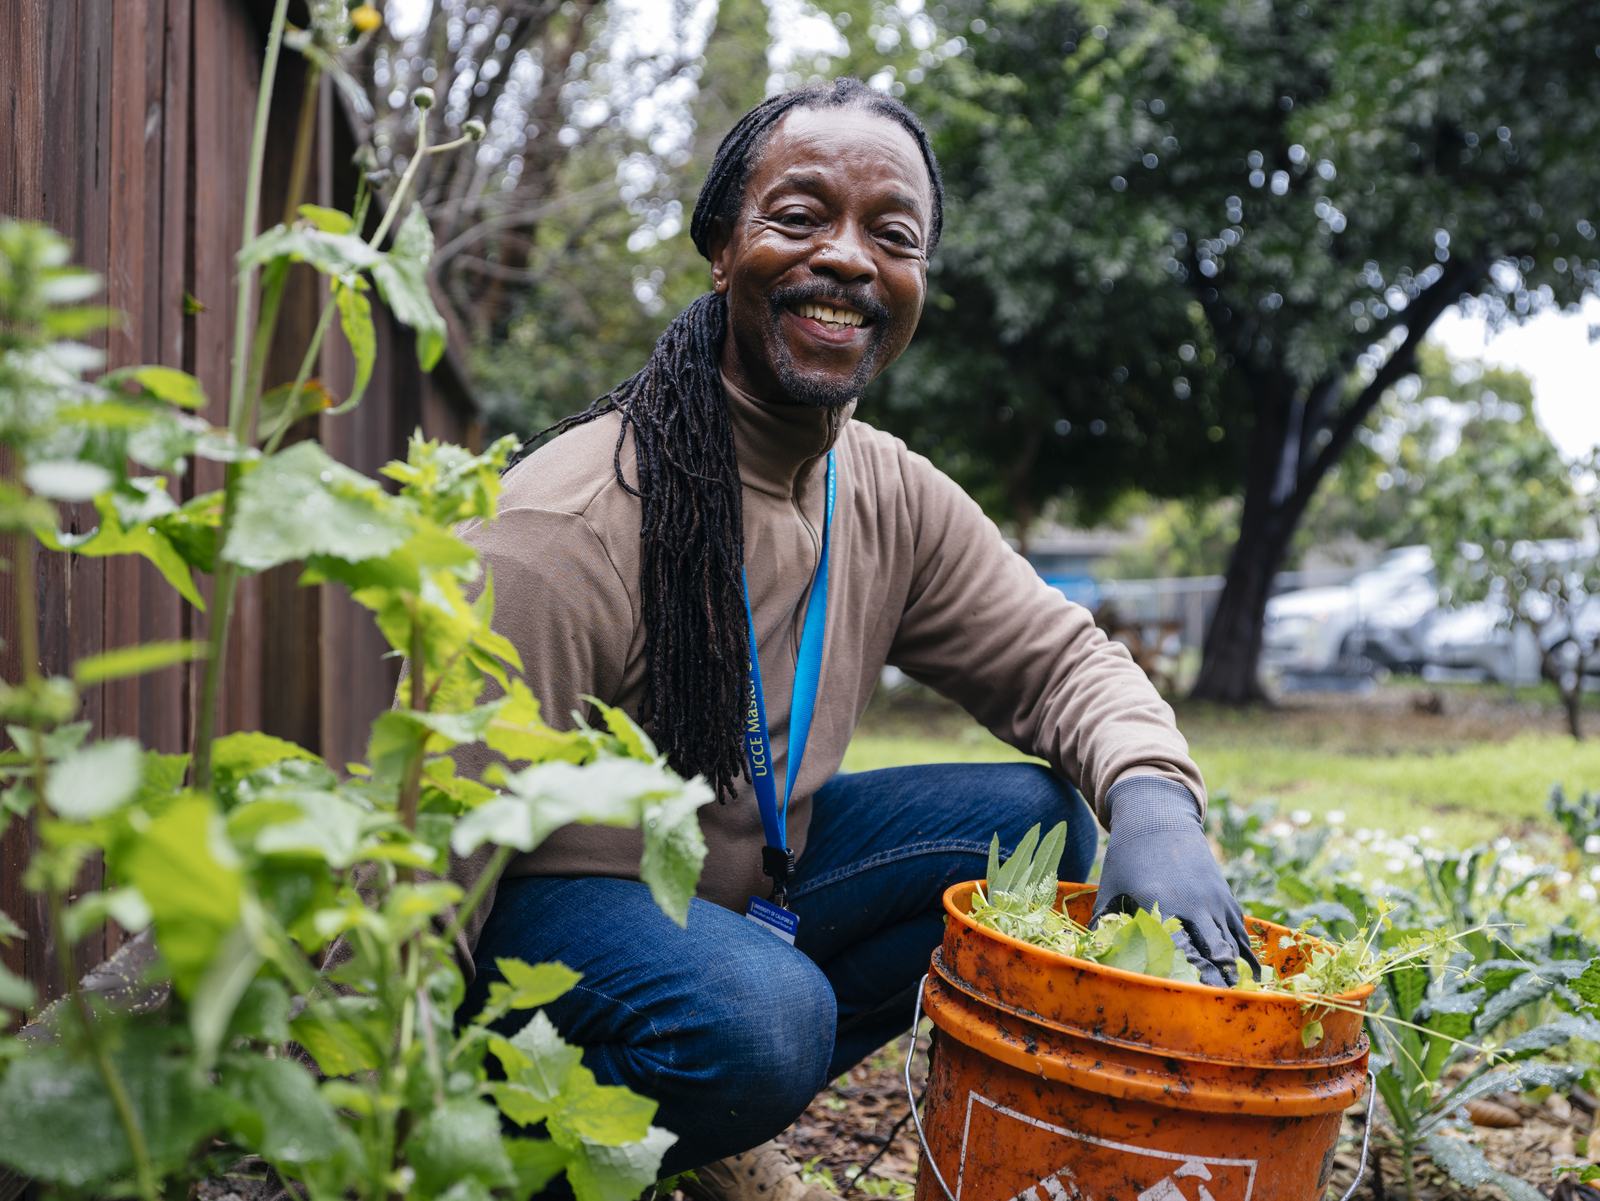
[{"x1": 1431, "y1": 297, "x2": 1600, "y2": 462}]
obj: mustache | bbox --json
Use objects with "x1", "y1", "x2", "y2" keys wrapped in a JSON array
[{"x1": 767, "y1": 283, "x2": 891, "y2": 325}]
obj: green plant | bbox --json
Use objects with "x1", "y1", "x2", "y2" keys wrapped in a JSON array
[
  {"x1": 0, "y1": 6, "x2": 707, "y2": 1201},
  {"x1": 1550, "y1": 783, "x2": 1600, "y2": 856}
]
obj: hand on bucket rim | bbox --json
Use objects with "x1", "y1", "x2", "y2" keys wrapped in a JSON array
[{"x1": 1092, "y1": 774, "x2": 1262, "y2": 987}]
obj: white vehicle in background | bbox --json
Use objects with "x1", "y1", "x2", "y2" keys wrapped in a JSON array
[
  {"x1": 1412, "y1": 601, "x2": 1543, "y2": 685},
  {"x1": 1260, "y1": 546, "x2": 1438, "y2": 677}
]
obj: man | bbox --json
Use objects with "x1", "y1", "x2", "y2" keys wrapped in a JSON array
[{"x1": 453, "y1": 79, "x2": 1255, "y2": 1201}]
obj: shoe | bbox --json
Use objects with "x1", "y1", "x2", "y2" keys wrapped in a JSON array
[{"x1": 680, "y1": 1140, "x2": 836, "y2": 1201}]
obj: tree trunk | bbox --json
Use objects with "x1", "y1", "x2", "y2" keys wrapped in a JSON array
[
  {"x1": 1565, "y1": 687, "x2": 1582, "y2": 740},
  {"x1": 1190, "y1": 257, "x2": 1484, "y2": 703}
]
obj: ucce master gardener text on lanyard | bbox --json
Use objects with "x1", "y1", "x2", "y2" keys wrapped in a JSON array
[{"x1": 742, "y1": 450, "x2": 835, "y2": 945}]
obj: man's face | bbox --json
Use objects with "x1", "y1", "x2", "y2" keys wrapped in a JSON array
[{"x1": 710, "y1": 106, "x2": 934, "y2": 407}]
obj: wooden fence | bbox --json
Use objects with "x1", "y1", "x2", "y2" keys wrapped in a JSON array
[{"x1": 0, "y1": 0, "x2": 481, "y2": 1009}]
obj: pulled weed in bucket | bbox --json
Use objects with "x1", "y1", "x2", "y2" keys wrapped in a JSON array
[{"x1": 969, "y1": 823, "x2": 1201, "y2": 984}]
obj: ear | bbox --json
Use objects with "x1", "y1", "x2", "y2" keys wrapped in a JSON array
[{"x1": 708, "y1": 217, "x2": 734, "y2": 295}]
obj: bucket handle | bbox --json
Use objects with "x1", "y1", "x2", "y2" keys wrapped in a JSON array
[
  {"x1": 1337, "y1": 1070, "x2": 1378, "y2": 1201},
  {"x1": 907, "y1": 974, "x2": 959, "y2": 1201},
  {"x1": 907, "y1": 975, "x2": 1378, "y2": 1201}
]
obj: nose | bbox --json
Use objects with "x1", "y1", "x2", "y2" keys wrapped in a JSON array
[{"x1": 809, "y1": 220, "x2": 876, "y2": 286}]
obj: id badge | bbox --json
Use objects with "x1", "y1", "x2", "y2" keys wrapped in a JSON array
[{"x1": 746, "y1": 896, "x2": 799, "y2": 944}]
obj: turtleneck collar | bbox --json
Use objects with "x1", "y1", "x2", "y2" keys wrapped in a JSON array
[{"x1": 721, "y1": 373, "x2": 854, "y2": 500}]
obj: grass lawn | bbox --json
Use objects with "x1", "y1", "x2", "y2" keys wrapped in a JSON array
[{"x1": 844, "y1": 680, "x2": 1600, "y2": 850}]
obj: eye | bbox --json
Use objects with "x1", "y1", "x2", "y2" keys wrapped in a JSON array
[
  {"x1": 774, "y1": 208, "x2": 819, "y2": 228},
  {"x1": 878, "y1": 225, "x2": 920, "y2": 249}
]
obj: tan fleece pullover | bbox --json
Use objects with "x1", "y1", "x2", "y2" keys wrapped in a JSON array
[{"x1": 444, "y1": 381, "x2": 1206, "y2": 976}]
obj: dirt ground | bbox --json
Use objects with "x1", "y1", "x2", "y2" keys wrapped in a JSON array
[{"x1": 776, "y1": 1036, "x2": 1600, "y2": 1201}]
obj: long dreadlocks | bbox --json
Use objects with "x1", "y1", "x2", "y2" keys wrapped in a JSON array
[{"x1": 512, "y1": 78, "x2": 945, "y2": 800}]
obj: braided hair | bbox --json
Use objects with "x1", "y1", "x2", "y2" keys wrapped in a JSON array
[{"x1": 516, "y1": 79, "x2": 944, "y2": 799}]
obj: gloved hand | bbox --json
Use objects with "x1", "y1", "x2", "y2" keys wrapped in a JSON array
[{"x1": 1092, "y1": 775, "x2": 1260, "y2": 988}]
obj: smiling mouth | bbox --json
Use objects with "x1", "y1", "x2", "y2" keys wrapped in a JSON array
[{"x1": 789, "y1": 301, "x2": 868, "y2": 331}]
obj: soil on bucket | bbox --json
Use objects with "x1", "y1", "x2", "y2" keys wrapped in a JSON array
[{"x1": 774, "y1": 1041, "x2": 1599, "y2": 1201}]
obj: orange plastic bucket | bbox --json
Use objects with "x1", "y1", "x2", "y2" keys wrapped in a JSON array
[{"x1": 913, "y1": 882, "x2": 1372, "y2": 1201}]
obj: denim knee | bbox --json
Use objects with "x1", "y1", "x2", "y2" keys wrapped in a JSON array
[{"x1": 1002, "y1": 764, "x2": 1099, "y2": 882}]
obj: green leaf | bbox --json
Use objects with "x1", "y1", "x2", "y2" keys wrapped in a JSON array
[
  {"x1": 334, "y1": 280, "x2": 375, "y2": 412},
  {"x1": 0, "y1": 1028, "x2": 222, "y2": 1184},
  {"x1": 42, "y1": 492, "x2": 205, "y2": 610},
  {"x1": 297, "y1": 204, "x2": 355, "y2": 235},
  {"x1": 993, "y1": 824, "x2": 1040, "y2": 896},
  {"x1": 190, "y1": 921, "x2": 265, "y2": 1071},
  {"x1": 223, "y1": 441, "x2": 414, "y2": 571},
  {"x1": 44, "y1": 737, "x2": 143, "y2": 819},
  {"x1": 1420, "y1": 1134, "x2": 1546, "y2": 1201},
  {"x1": 488, "y1": 959, "x2": 584, "y2": 1014},
  {"x1": 1097, "y1": 907, "x2": 1202, "y2": 984},
  {"x1": 101, "y1": 365, "x2": 208, "y2": 410},
  {"x1": 639, "y1": 785, "x2": 713, "y2": 927},
  {"x1": 73, "y1": 640, "x2": 206, "y2": 685},
  {"x1": 220, "y1": 1054, "x2": 345, "y2": 1166},
  {"x1": 403, "y1": 1098, "x2": 516, "y2": 1196},
  {"x1": 62, "y1": 887, "x2": 152, "y2": 942},
  {"x1": 452, "y1": 757, "x2": 699, "y2": 858},
  {"x1": 258, "y1": 378, "x2": 338, "y2": 438},
  {"x1": 0, "y1": 909, "x2": 25, "y2": 942},
  {"x1": 42, "y1": 305, "x2": 118, "y2": 337},
  {"x1": 116, "y1": 793, "x2": 242, "y2": 995},
  {"x1": 505, "y1": 1138, "x2": 570, "y2": 1201},
  {"x1": 211, "y1": 732, "x2": 323, "y2": 807},
  {"x1": 153, "y1": 489, "x2": 223, "y2": 574},
  {"x1": 25, "y1": 460, "x2": 113, "y2": 500},
  {"x1": 228, "y1": 977, "x2": 292, "y2": 1045},
  {"x1": 0, "y1": 961, "x2": 35, "y2": 1014},
  {"x1": 240, "y1": 789, "x2": 371, "y2": 867},
  {"x1": 290, "y1": 996, "x2": 390, "y2": 1076},
  {"x1": 587, "y1": 697, "x2": 657, "y2": 762},
  {"x1": 370, "y1": 204, "x2": 447, "y2": 371},
  {"x1": 238, "y1": 223, "x2": 382, "y2": 279},
  {"x1": 1573, "y1": 956, "x2": 1600, "y2": 1011},
  {"x1": 556, "y1": 1067, "x2": 659, "y2": 1145},
  {"x1": 559, "y1": 1128, "x2": 677, "y2": 1201},
  {"x1": 504, "y1": 1011, "x2": 583, "y2": 1100},
  {"x1": 985, "y1": 833, "x2": 1001, "y2": 886}
]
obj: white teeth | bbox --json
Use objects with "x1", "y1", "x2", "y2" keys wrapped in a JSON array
[{"x1": 796, "y1": 302, "x2": 864, "y2": 328}]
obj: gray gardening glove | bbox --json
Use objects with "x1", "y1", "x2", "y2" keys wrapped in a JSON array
[{"x1": 1092, "y1": 775, "x2": 1260, "y2": 988}]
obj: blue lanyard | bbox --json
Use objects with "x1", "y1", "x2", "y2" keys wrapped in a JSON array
[{"x1": 741, "y1": 450, "x2": 835, "y2": 857}]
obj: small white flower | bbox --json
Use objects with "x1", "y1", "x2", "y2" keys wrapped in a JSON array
[{"x1": 1326, "y1": 810, "x2": 1346, "y2": 826}]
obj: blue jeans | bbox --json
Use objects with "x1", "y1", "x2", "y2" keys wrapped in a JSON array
[{"x1": 460, "y1": 762, "x2": 1098, "y2": 1177}]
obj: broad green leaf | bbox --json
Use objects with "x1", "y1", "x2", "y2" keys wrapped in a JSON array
[
  {"x1": 42, "y1": 492, "x2": 205, "y2": 610},
  {"x1": 224, "y1": 441, "x2": 414, "y2": 571},
  {"x1": 297, "y1": 204, "x2": 355, "y2": 235},
  {"x1": 1421, "y1": 1004, "x2": 1475, "y2": 1081},
  {"x1": 74, "y1": 639, "x2": 205, "y2": 685},
  {"x1": 1420, "y1": 1134, "x2": 1545, "y2": 1201},
  {"x1": 238, "y1": 223, "x2": 381, "y2": 279},
  {"x1": 370, "y1": 205, "x2": 446, "y2": 371},
  {"x1": 1573, "y1": 956, "x2": 1600, "y2": 1011},
  {"x1": 985, "y1": 833, "x2": 1001, "y2": 886},
  {"x1": 0, "y1": 909, "x2": 25, "y2": 942},
  {"x1": 0, "y1": 961, "x2": 35, "y2": 1014},
  {"x1": 290, "y1": 996, "x2": 390, "y2": 1076},
  {"x1": 588, "y1": 697, "x2": 657, "y2": 762},
  {"x1": 403, "y1": 1098, "x2": 516, "y2": 1196},
  {"x1": 1496, "y1": 1013, "x2": 1600, "y2": 1059},
  {"x1": 44, "y1": 737, "x2": 143, "y2": 819},
  {"x1": 993, "y1": 824, "x2": 1040, "y2": 896},
  {"x1": 24, "y1": 460, "x2": 113, "y2": 500},
  {"x1": 505, "y1": 1138, "x2": 570, "y2": 1201},
  {"x1": 191, "y1": 921, "x2": 266, "y2": 1071},
  {"x1": 62, "y1": 887, "x2": 152, "y2": 942},
  {"x1": 1385, "y1": 962, "x2": 1429, "y2": 1025},
  {"x1": 559, "y1": 1127, "x2": 677, "y2": 1201},
  {"x1": 117, "y1": 793, "x2": 242, "y2": 995},
  {"x1": 1098, "y1": 907, "x2": 1202, "y2": 984},
  {"x1": 487, "y1": 681, "x2": 589, "y2": 766},
  {"x1": 9, "y1": 720, "x2": 91, "y2": 762},
  {"x1": 153, "y1": 488, "x2": 223, "y2": 573},
  {"x1": 228, "y1": 977, "x2": 292, "y2": 1045},
  {"x1": 101, "y1": 365, "x2": 208, "y2": 410},
  {"x1": 334, "y1": 280, "x2": 375, "y2": 412},
  {"x1": 212, "y1": 732, "x2": 322, "y2": 787},
  {"x1": 42, "y1": 305, "x2": 117, "y2": 337},
  {"x1": 505, "y1": 1010, "x2": 582, "y2": 1101},
  {"x1": 483, "y1": 959, "x2": 583, "y2": 1016},
  {"x1": 0, "y1": 1028, "x2": 221, "y2": 1184},
  {"x1": 452, "y1": 757, "x2": 692, "y2": 858},
  {"x1": 242, "y1": 789, "x2": 369, "y2": 867},
  {"x1": 556, "y1": 1067, "x2": 659, "y2": 1145},
  {"x1": 639, "y1": 785, "x2": 713, "y2": 927},
  {"x1": 220, "y1": 1054, "x2": 345, "y2": 1166}
]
